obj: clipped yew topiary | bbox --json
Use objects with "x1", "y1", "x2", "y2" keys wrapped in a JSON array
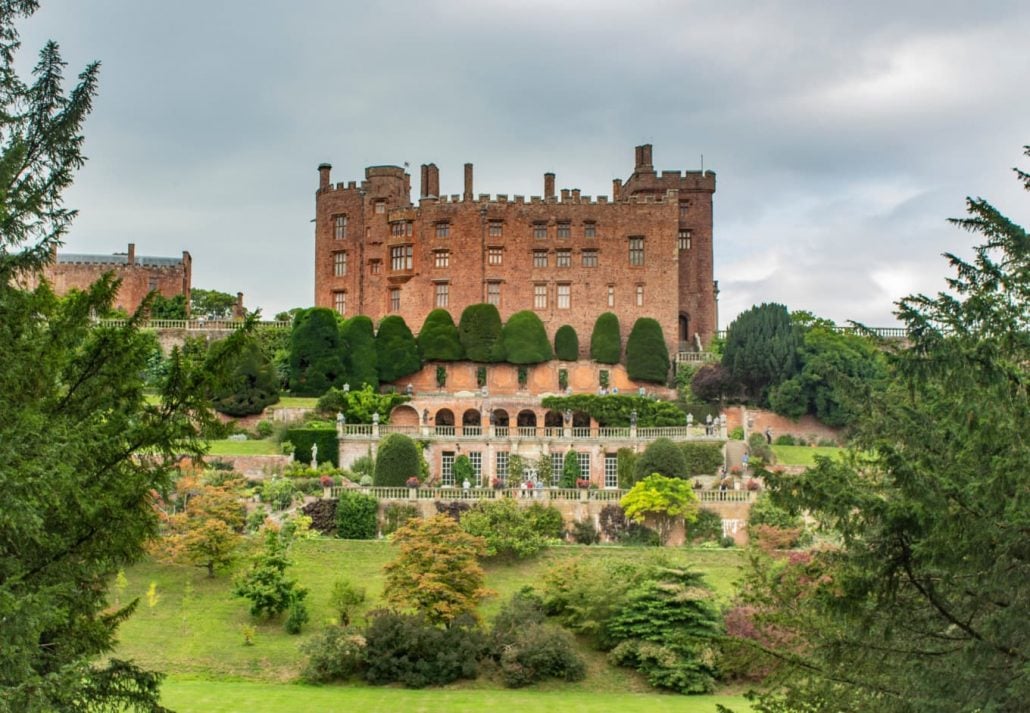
[
  {"x1": 418, "y1": 308, "x2": 464, "y2": 361},
  {"x1": 458, "y1": 303, "x2": 505, "y2": 363},
  {"x1": 626, "y1": 317, "x2": 670, "y2": 383},
  {"x1": 212, "y1": 340, "x2": 280, "y2": 416},
  {"x1": 554, "y1": 325, "x2": 579, "y2": 361},
  {"x1": 289, "y1": 307, "x2": 346, "y2": 396},
  {"x1": 501, "y1": 310, "x2": 553, "y2": 365},
  {"x1": 373, "y1": 433, "x2": 421, "y2": 487},
  {"x1": 340, "y1": 315, "x2": 378, "y2": 389},
  {"x1": 376, "y1": 315, "x2": 421, "y2": 383},
  {"x1": 590, "y1": 312, "x2": 621, "y2": 364}
]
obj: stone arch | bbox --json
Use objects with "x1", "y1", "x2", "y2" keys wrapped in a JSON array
[
  {"x1": 389, "y1": 404, "x2": 419, "y2": 427},
  {"x1": 435, "y1": 408, "x2": 454, "y2": 427},
  {"x1": 516, "y1": 409, "x2": 537, "y2": 428},
  {"x1": 462, "y1": 409, "x2": 481, "y2": 427},
  {"x1": 491, "y1": 409, "x2": 509, "y2": 427},
  {"x1": 544, "y1": 410, "x2": 564, "y2": 429},
  {"x1": 572, "y1": 411, "x2": 591, "y2": 428}
]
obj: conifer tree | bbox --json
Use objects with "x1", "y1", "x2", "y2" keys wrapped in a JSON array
[
  {"x1": 418, "y1": 308, "x2": 464, "y2": 361},
  {"x1": 554, "y1": 324, "x2": 579, "y2": 361},
  {"x1": 590, "y1": 312, "x2": 622, "y2": 364},
  {"x1": 340, "y1": 314, "x2": 379, "y2": 389},
  {"x1": 375, "y1": 315, "x2": 421, "y2": 383}
]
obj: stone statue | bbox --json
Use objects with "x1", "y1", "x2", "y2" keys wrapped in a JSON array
[{"x1": 310, "y1": 443, "x2": 318, "y2": 468}]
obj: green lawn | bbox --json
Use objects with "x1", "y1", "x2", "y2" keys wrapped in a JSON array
[
  {"x1": 273, "y1": 396, "x2": 319, "y2": 409},
  {"x1": 771, "y1": 445, "x2": 843, "y2": 467},
  {"x1": 114, "y1": 540, "x2": 743, "y2": 691},
  {"x1": 159, "y1": 677, "x2": 753, "y2": 712},
  {"x1": 206, "y1": 439, "x2": 280, "y2": 456}
]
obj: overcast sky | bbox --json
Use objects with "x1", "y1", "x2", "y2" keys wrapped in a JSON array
[{"x1": 19, "y1": 0, "x2": 1030, "y2": 327}]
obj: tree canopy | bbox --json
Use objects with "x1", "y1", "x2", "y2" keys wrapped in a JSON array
[
  {"x1": 340, "y1": 315, "x2": 379, "y2": 389},
  {"x1": 633, "y1": 437, "x2": 688, "y2": 482},
  {"x1": 288, "y1": 307, "x2": 345, "y2": 396},
  {"x1": 721, "y1": 302, "x2": 799, "y2": 404},
  {"x1": 373, "y1": 433, "x2": 422, "y2": 487},
  {"x1": 211, "y1": 338, "x2": 281, "y2": 416},
  {"x1": 620, "y1": 474, "x2": 700, "y2": 545}
]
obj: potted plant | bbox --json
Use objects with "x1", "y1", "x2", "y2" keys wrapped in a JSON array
[{"x1": 405, "y1": 476, "x2": 420, "y2": 490}]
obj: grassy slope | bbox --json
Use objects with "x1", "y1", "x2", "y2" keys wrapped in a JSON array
[
  {"x1": 206, "y1": 439, "x2": 280, "y2": 456},
  {"x1": 115, "y1": 540, "x2": 743, "y2": 689},
  {"x1": 771, "y1": 445, "x2": 842, "y2": 467}
]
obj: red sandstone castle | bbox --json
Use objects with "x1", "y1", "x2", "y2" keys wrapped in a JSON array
[{"x1": 313, "y1": 144, "x2": 717, "y2": 353}]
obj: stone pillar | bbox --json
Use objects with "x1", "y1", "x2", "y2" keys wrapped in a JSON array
[
  {"x1": 544, "y1": 172, "x2": 555, "y2": 199},
  {"x1": 318, "y1": 162, "x2": 332, "y2": 191}
]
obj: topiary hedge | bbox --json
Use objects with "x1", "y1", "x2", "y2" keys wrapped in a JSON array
[
  {"x1": 679, "y1": 442, "x2": 724, "y2": 476},
  {"x1": 286, "y1": 426, "x2": 339, "y2": 467},
  {"x1": 589, "y1": 312, "x2": 621, "y2": 364},
  {"x1": 633, "y1": 437, "x2": 687, "y2": 481},
  {"x1": 418, "y1": 309, "x2": 464, "y2": 361},
  {"x1": 458, "y1": 303, "x2": 505, "y2": 363},
  {"x1": 375, "y1": 315, "x2": 421, "y2": 383},
  {"x1": 373, "y1": 433, "x2": 421, "y2": 486},
  {"x1": 288, "y1": 307, "x2": 346, "y2": 396},
  {"x1": 212, "y1": 340, "x2": 281, "y2": 416},
  {"x1": 554, "y1": 325, "x2": 579, "y2": 361},
  {"x1": 501, "y1": 310, "x2": 553, "y2": 364},
  {"x1": 336, "y1": 490, "x2": 378, "y2": 539},
  {"x1": 541, "y1": 394, "x2": 685, "y2": 427},
  {"x1": 625, "y1": 317, "x2": 669, "y2": 384},
  {"x1": 340, "y1": 315, "x2": 378, "y2": 389}
]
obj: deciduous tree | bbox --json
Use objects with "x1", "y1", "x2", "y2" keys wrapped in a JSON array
[
  {"x1": 620, "y1": 474, "x2": 699, "y2": 545},
  {"x1": 156, "y1": 474, "x2": 246, "y2": 577}
]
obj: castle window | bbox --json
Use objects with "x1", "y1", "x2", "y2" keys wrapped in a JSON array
[
  {"x1": 487, "y1": 281, "x2": 501, "y2": 306},
  {"x1": 607, "y1": 285, "x2": 615, "y2": 307},
  {"x1": 390, "y1": 245, "x2": 413, "y2": 271},
  {"x1": 578, "y1": 452, "x2": 590, "y2": 479},
  {"x1": 556, "y1": 249, "x2": 571, "y2": 268},
  {"x1": 389, "y1": 288, "x2": 401, "y2": 311},
  {"x1": 534, "y1": 284, "x2": 547, "y2": 309},
  {"x1": 488, "y1": 221, "x2": 503, "y2": 238},
  {"x1": 679, "y1": 229, "x2": 692, "y2": 250},
  {"x1": 636, "y1": 284, "x2": 644, "y2": 306},
  {"x1": 533, "y1": 250, "x2": 548, "y2": 268},
  {"x1": 557, "y1": 222, "x2": 571, "y2": 239},
  {"x1": 679, "y1": 203, "x2": 690, "y2": 221},
  {"x1": 488, "y1": 247, "x2": 503, "y2": 265},
  {"x1": 582, "y1": 249, "x2": 598, "y2": 267},
  {"x1": 334, "y1": 214, "x2": 348, "y2": 239},
  {"x1": 333, "y1": 291, "x2": 347, "y2": 315},
  {"x1": 434, "y1": 250, "x2": 450, "y2": 268},
  {"x1": 391, "y1": 221, "x2": 413, "y2": 237},
  {"x1": 604, "y1": 453, "x2": 618, "y2": 488},
  {"x1": 469, "y1": 451, "x2": 482, "y2": 484},
  {"x1": 369, "y1": 259, "x2": 381, "y2": 275},
  {"x1": 333, "y1": 251, "x2": 347, "y2": 276},
  {"x1": 628, "y1": 236, "x2": 645, "y2": 266},
  {"x1": 435, "y1": 282, "x2": 449, "y2": 308},
  {"x1": 435, "y1": 222, "x2": 450, "y2": 238},
  {"x1": 584, "y1": 222, "x2": 596, "y2": 239},
  {"x1": 533, "y1": 222, "x2": 547, "y2": 240},
  {"x1": 495, "y1": 451, "x2": 509, "y2": 484},
  {"x1": 557, "y1": 283, "x2": 570, "y2": 309},
  {"x1": 441, "y1": 452, "x2": 455, "y2": 486},
  {"x1": 374, "y1": 200, "x2": 386, "y2": 214},
  {"x1": 551, "y1": 453, "x2": 563, "y2": 486}
]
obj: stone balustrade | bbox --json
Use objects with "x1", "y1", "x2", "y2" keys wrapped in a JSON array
[{"x1": 336, "y1": 422, "x2": 726, "y2": 443}]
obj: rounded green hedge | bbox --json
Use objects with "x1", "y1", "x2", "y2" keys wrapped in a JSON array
[
  {"x1": 625, "y1": 317, "x2": 669, "y2": 384},
  {"x1": 289, "y1": 307, "x2": 345, "y2": 396},
  {"x1": 589, "y1": 312, "x2": 621, "y2": 364},
  {"x1": 634, "y1": 437, "x2": 687, "y2": 481},
  {"x1": 376, "y1": 315, "x2": 421, "y2": 383},
  {"x1": 458, "y1": 303, "x2": 506, "y2": 363},
  {"x1": 373, "y1": 433, "x2": 422, "y2": 486},
  {"x1": 340, "y1": 315, "x2": 378, "y2": 389},
  {"x1": 501, "y1": 310, "x2": 553, "y2": 364},
  {"x1": 418, "y1": 309, "x2": 464, "y2": 361},
  {"x1": 554, "y1": 325, "x2": 579, "y2": 361}
]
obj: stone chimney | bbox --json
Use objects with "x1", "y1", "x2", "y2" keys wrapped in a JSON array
[
  {"x1": 463, "y1": 163, "x2": 474, "y2": 201},
  {"x1": 426, "y1": 163, "x2": 440, "y2": 198},
  {"x1": 419, "y1": 164, "x2": 429, "y2": 198},
  {"x1": 560, "y1": 188, "x2": 570, "y2": 202},
  {"x1": 233, "y1": 292, "x2": 245, "y2": 319},
  {"x1": 634, "y1": 144, "x2": 654, "y2": 173},
  {"x1": 318, "y1": 162, "x2": 332, "y2": 191},
  {"x1": 127, "y1": 242, "x2": 136, "y2": 266},
  {"x1": 612, "y1": 178, "x2": 623, "y2": 200},
  {"x1": 544, "y1": 172, "x2": 555, "y2": 199}
]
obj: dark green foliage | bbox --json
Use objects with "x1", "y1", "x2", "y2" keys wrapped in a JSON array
[
  {"x1": 190, "y1": 288, "x2": 239, "y2": 320},
  {"x1": 382, "y1": 503, "x2": 419, "y2": 536},
  {"x1": 232, "y1": 533, "x2": 308, "y2": 619},
  {"x1": 457, "y1": 303, "x2": 505, "y2": 362},
  {"x1": 554, "y1": 324, "x2": 579, "y2": 361},
  {"x1": 373, "y1": 433, "x2": 421, "y2": 486},
  {"x1": 685, "y1": 508, "x2": 723, "y2": 543},
  {"x1": 679, "y1": 443, "x2": 724, "y2": 476},
  {"x1": 541, "y1": 394, "x2": 685, "y2": 427},
  {"x1": 490, "y1": 590, "x2": 587, "y2": 688},
  {"x1": 375, "y1": 315, "x2": 421, "y2": 383},
  {"x1": 362, "y1": 612, "x2": 485, "y2": 688},
  {"x1": 501, "y1": 310, "x2": 553, "y2": 364},
  {"x1": 289, "y1": 307, "x2": 346, "y2": 396},
  {"x1": 599, "y1": 504, "x2": 630, "y2": 541},
  {"x1": 620, "y1": 523, "x2": 661, "y2": 547},
  {"x1": 335, "y1": 491, "x2": 378, "y2": 539},
  {"x1": 634, "y1": 438, "x2": 688, "y2": 481},
  {"x1": 452, "y1": 454, "x2": 475, "y2": 486},
  {"x1": 149, "y1": 292, "x2": 187, "y2": 319},
  {"x1": 211, "y1": 339, "x2": 281, "y2": 416},
  {"x1": 625, "y1": 318, "x2": 670, "y2": 383},
  {"x1": 721, "y1": 303, "x2": 800, "y2": 403},
  {"x1": 300, "y1": 626, "x2": 367, "y2": 682},
  {"x1": 340, "y1": 315, "x2": 378, "y2": 389},
  {"x1": 590, "y1": 312, "x2": 622, "y2": 364},
  {"x1": 459, "y1": 498, "x2": 557, "y2": 559},
  {"x1": 560, "y1": 451, "x2": 581, "y2": 488},
  {"x1": 328, "y1": 579, "x2": 366, "y2": 626},
  {"x1": 316, "y1": 384, "x2": 409, "y2": 424},
  {"x1": 525, "y1": 503, "x2": 565, "y2": 539},
  {"x1": 617, "y1": 449, "x2": 638, "y2": 488},
  {"x1": 435, "y1": 365, "x2": 447, "y2": 387},
  {"x1": 747, "y1": 432, "x2": 773, "y2": 463},
  {"x1": 285, "y1": 426, "x2": 339, "y2": 467},
  {"x1": 418, "y1": 309, "x2": 464, "y2": 361},
  {"x1": 570, "y1": 519, "x2": 600, "y2": 545},
  {"x1": 557, "y1": 368, "x2": 568, "y2": 390},
  {"x1": 690, "y1": 363, "x2": 734, "y2": 402},
  {"x1": 284, "y1": 595, "x2": 310, "y2": 634}
]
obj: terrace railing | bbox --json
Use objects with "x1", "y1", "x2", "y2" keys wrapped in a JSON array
[{"x1": 325, "y1": 485, "x2": 757, "y2": 504}]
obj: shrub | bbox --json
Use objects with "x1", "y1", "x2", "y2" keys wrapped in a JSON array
[
  {"x1": 460, "y1": 499, "x2": 554, "y2": 559},
  {"x1": 560, "y1": 451, "x2": 581, "y2": 488},
  {"x1": 340, "y1": 315, "x2": 379, "y2": 389},
  {"x1": 328, "y1": 579, "x2": 366, "y2": 626},
  {"x1": 284, "y1": 595, "x2": 310, "y2": 634},
  {"x1": 375, "y1": 315, "x2": 421, "y2": 383},
  {"x1": 617, "y1": 448, "x2": 638, "y2": 488},
  {"x1": 599, "y1": 369, "x2": 610, "y2": 389},
  {"x1": 626, "y1": 318, "x2": 670, "y2": 384},
  {"x1": 317, "y1": 383, "x2": 410, "y2": 423},
  {"x1": 434, "y1": 500, "x2": 471, "y2": 521},
  {"x1": 255, "y1": 420, "x2": 274, "y2": 439},
  {"x1": 418, "y1": 308, "x2": 464, "y2": 361},
  {"x1": 598, "y1": 504, "x2": 629, "y2": 541},
  {"x1": 335, "y1": 490, "x2": 378, "y2": 539},
  {"x1": 691, "y1": 363, "x2": 733, "y2": 402},
  {"x1": 728, "y1": 425, "x2": 745, "y2": 440},
  {"x1": 300, "y1": 499, "x2": 337, "y2": 535},
  {"x1": 590, "y1": 312, "x2": 621, "y2": 364},
  {"x1": 261, "y1": 478, "x2": 296, "y2": 510},
  {"x1": 541, "y1": 394, "x2": 686, "y2": 427},
  {"x1": 362, "y1": 611, "x2": 485, "y2": 688},
  {"x1": 634, "y1": 437, "x2": 688, "y2": 481},
  {"x1": 554, "y1": 325, "x2": 579, "y2": 361},
  {"x1": 685, "y1": 508, "x2": 723, "y2": 543},
  {"x1": 285, "y1": 426, "x2": 339, "y2": 467},
  {"x1": 300, "y1": 626, "x2": 367, "y2": 683},
  {"x1": 382, "y1": 503, "x2": 419, "y2": 536},
  {"x1": 570, "y1": 519, "x2": 599, "y2": 545},
  {"x1": 501, "y1": 310, "x2": 553, "y2": 364},
  {"x1": 748, "y1": 493, "x2": 803, "y2": 531},
  {"x1": 679, "y1": 442, "x2": 724, "y2": 476},
  {"x1": 490, "y1": 590, "x2": 586, "y2": 688},
  {"x1": 289, "y1": 307, "x2": 345, "y2": 396},
  {"x1": 373, "y1": 433, "x2": 421, "y2": 486},
  {"x1": 457, "y1": 303, "x2": 505, "y2": 363},
  {"x1": 435, "y1": 365, "x2": 447, "y2": 387},
  {"x1": 747, "y1": 432, "x2": 774, "y2": 463},
  {"x1": 452, "y1": 454, "x2": 475, "y2": 487},
  {"x1": 774, "y1": 434, "x2": 796, "y2": 446},
  {"x1": 232, "y1": 533, "x2": 308, "y2": 619},
  {"x1": 476, "y1": 365, "x2": 487, "y2": 387},
  {"x1": 557, "y1": 368, "x2": 568, "y2": 391},
  {"x1": 525, "y1": 503, "x2": 565, "y2": 539},
  {"x1": 620, "y1": 523, "x2": 660, "y2": 547},
  {"x1": 212, "y1": 340, "x2": 280, "y2": 416}
]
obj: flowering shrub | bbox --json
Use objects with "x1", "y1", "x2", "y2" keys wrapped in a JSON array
[
  {"x1": 405, "y1": 477, "x2": 420, "y2": 489},
  {"x1": 746, "y1": 478, "x2": 762, "y2": 491},
  {"x1": 319, "y1": 474, "x2": 333, "y2": 488}
]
